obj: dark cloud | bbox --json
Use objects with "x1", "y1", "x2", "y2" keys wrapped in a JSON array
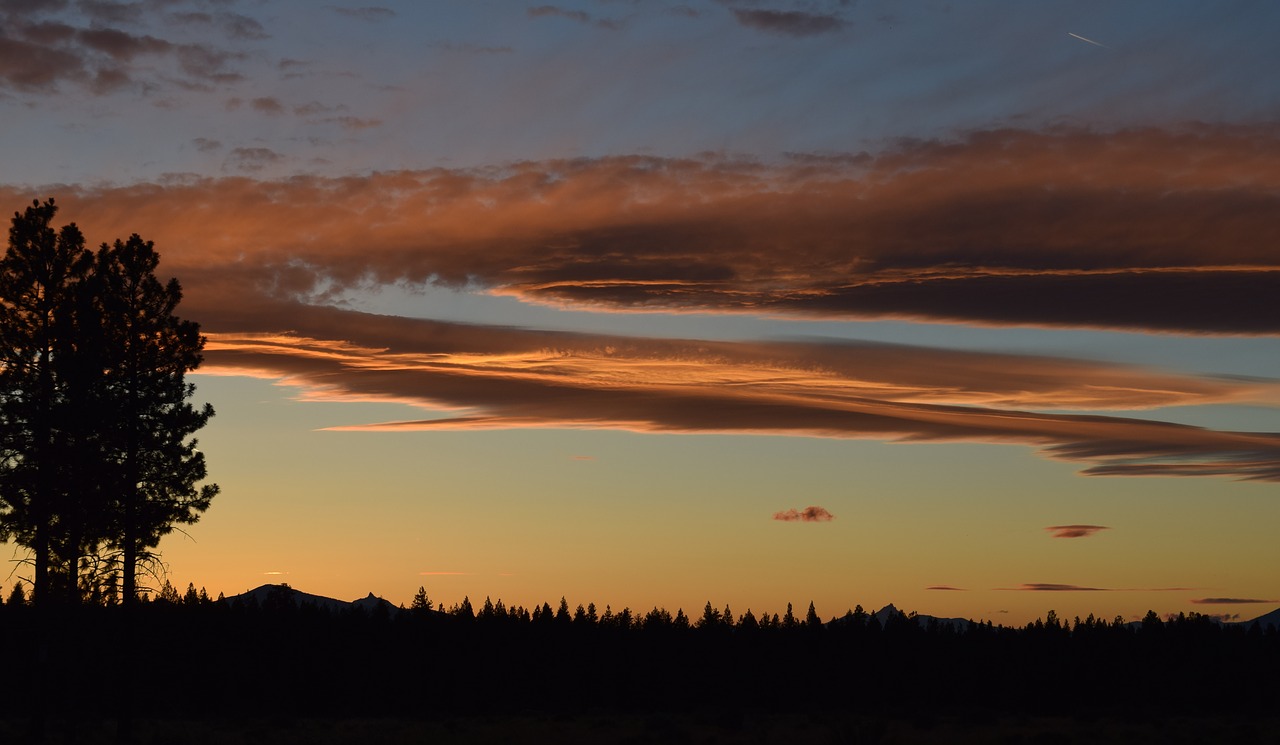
[
  {"x1": 191, "y1": 137, "x2": 222, "y2": 152},
  {"x1": 169, "y1": 10, "x2": 212, "y2": 23},
  {"x1": 329, "y1": 6, "x2": 395, "y2": 21},
  {"x1": 528, "y1": 5, "x2": 591, "y2": 23},
  {"x1": 1189, "y1": 597, "x2": 1279, "y2": 604},
  {"x1": 527, "y1": 5, "x2": 621, "y2": 29},
  {"x1": 222, "y1": 12, "x2": 268, "y2": 40},
  {"x1": 0, "y1": 35, "x2": 87, "y2": 90},
  {"x1": 76, "y1": 0, "x2": 144, "y2": 24},
  {"x1": 224, "y1": 147, "x2": 282, "y2": 172},
  {"x1": 16, "y1": 21, "x2": 77, "y2": 44},
  {"x1": 773, "y1": 506, "x2": 835, "y2": 522},
  {"x1": 77, "y1": 27, "x2": 171, "y2": 60},
  {"x1": 174, "y1": 43, "x2": 244, "y2": 83},
  {"x1": 89, "y1": 64, "x2": 128, "y2": 92},
  {"x1": 0, "y1": 0, "x2": 71, "y2": 14},
  {"x1": 1007, "y1": 584, "x2": 1192, "y2": 592},
  {"x1": 731, "y1": 9, "x2": 846, "y2": 36},
  {"x1": 1012, "y1": 584, "x2": 1111, "y2": 592},
  {"x1": 926, "y1": 586, "x2": 967, "y2": 591},
  {"x1": 429, "y1": 41, "x2": 514, "y2": 54},
  {"x1": 1045, "y1": 525, "x2": 1109, "y2": 539},
  {"x1": 293, "y1": 101, "x2": 342, "y2": 116},
  {"x1": 320, "y1": 116, "x2": 382, "y2": 131},
  {"x1": 0, "y1": 7, "x2": 252, "y2": 93},
  {"x1": 249, "y1": 95, "x2": 284, "y2": 115}
]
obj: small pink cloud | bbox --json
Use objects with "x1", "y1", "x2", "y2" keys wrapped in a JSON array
[
  {"x1": 1045, "y1": 524, "x2": 1110, "y2": 539},
  {"x1": 773, "y1": 506, "x2": 835, "y2": 522},
  {"x1": 1010, "y1": 583, "x2": 1110, "y2": 592}
]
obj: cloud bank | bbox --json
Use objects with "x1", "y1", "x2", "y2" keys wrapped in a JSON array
[
  {"x1": 4, "y1": 124, "x2": 1279, "y2": 483},
  {"x1": 25, "y1": 124, "x2": 1280, "y2": 335}
]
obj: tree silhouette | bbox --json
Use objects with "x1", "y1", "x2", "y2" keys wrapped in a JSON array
[
  {"x1": 0, "y1": 201, "x2": 216, "y2": 606},
  {"x1": 91, "y1": 234, "x2": 217, "y2": 606},
  {"x1": 0, "y1": 199, "x2": 93, "y2": 605}
]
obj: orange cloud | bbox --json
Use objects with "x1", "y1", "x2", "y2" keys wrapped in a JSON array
[
  {"x1": 772, "y1": 506, "x2": 836, "y2": 522},
  {"x1": 184, "y1": 300, "x2": 1280, "y2": 482},
  {"x1": 11, "y1": 123, "x2": 1280, "y2": 336},
  {"x1": 1045, "y1": 525, "x2": 1110, "y2": 539}
]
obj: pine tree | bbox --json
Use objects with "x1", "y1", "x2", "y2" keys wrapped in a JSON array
[
  {"x1": 91, "y1": 234, "x2": 217, "y2": 606},
  {"x1": 411, "y1": 585, "x2": 433, "y2": 613},
  {"x1": 806, "y1": 601, "x2": 821, "y2": 628},
  {"x1": 0, "y1": 199, "x2": 94, "y2": 605}
]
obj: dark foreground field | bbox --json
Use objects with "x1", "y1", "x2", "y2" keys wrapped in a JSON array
[{"x1": 5, "y1": 711, "x2": 1280, "y2": 745}]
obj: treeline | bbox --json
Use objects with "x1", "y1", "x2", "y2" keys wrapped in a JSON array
[{"x1": 3, "y1": 585, "x2": 1276, "y2": 723}]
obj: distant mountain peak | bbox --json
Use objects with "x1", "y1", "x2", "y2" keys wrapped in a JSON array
[{"x1": 223, "y1": 584, "x2": 399, "y2": 614}]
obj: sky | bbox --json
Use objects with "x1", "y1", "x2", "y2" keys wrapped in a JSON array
[{"x1": 2, "y1": 0, "x2": 1279, "y2": 626}]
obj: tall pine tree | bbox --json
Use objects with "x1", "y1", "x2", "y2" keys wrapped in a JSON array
[
  {"x1": 91, "y1": 234, "x2": 218, "y2": 606},
  {"x1": 0, "y1": 199, "x2": 94, "y2": 605}
]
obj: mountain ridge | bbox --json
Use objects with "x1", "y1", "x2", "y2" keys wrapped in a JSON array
[{"x1": 222, "y1": 583, "x2": 400, "y2": 615}]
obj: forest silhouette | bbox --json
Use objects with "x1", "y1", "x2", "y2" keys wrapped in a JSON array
[{"x1": 2, "y1": 581, "x2": 1278, "y2": 742}]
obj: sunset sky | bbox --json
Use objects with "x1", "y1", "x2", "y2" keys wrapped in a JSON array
[{"x1": 3, "y1": 0, "x2": 1279, "y2": 625}]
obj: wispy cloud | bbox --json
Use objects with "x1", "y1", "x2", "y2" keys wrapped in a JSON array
[
  {"x1": 1045, "y1": 525, "x2": 1110, "y2": 539},
  {"x1": 1012, "y1": 583, "x2": 1112, "y2": 592},
  {"x1": 1006, "y1": 584, "x2": 1193, "y2": 592},
  {"x1": 1189, "y1": 597, "x2": 1278, "y2": 604},
  {"x1": 329, "y1": 6, "x2": 396, "y2": 22},
  {"x1": 528, "y1": 5, "x2": 590, "y2": 23},
  {"x1": 191, "y1": 137, "x2": 222, "y2": 152},
  {"x1": 526, "y1": 4, "x2": 622, "y2": 29},
  {"x1": 224, "y1": 147, "x2": 284, "y2": 172},
  {"x1": 926, "y1": 585, "x2": 967, "y2": 591},
  {"x1": 731, "y1": 9, "x2": 847, "y2": 37},
  {"x1": 178, "y1": 309, "x2": 1280, "y2": 481},
  {"x1": 773, "y1": 506, "x2": 836, "y2": 522},
  {"x1": 429, "y1": 42, "x2": 515, "y2": 55}
]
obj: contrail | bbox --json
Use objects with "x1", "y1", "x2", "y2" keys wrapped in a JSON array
[{"x1": 1068, "y1": 32, "x2": 1107, "y2": 48}]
